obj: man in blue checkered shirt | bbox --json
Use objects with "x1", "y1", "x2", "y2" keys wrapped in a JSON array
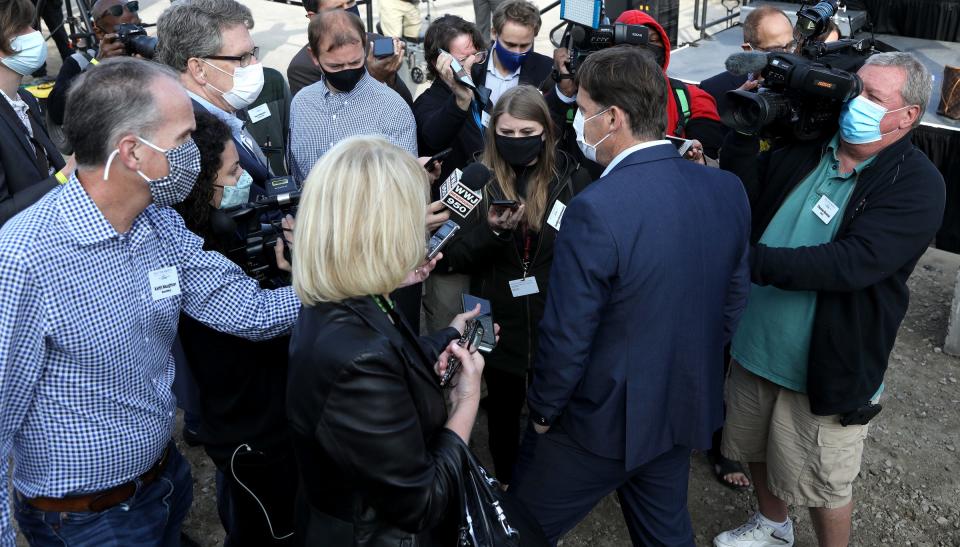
[
  {"x1": 0, "y1": 59, "x2": 300, "y2": 546},
  {"x1": 288, "y1": 9, "x2": 418, "y2": 184}
]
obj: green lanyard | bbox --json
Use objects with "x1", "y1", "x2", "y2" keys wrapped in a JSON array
[{"x1": 372, "y1": 295, "x2": 394, "y2": 315}]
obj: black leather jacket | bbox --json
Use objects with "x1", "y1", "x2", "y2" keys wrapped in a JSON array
[{"x1": 287, "y1": 296, "x2": 463, "y2": 546}]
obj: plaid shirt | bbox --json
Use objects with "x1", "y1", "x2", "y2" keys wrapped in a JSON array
[
  {"x1": 288, "y1": 73, "x2": 417, "y2": 184},
  {"x1": 0, "y1": 178, "x2": 299, "y2": 545}
]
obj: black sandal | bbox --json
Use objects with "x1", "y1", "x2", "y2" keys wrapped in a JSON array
[{"x1": 708, "y1": 451, "x2": 751, "y2": 492}]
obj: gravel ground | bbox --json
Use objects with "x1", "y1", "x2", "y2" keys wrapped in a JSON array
[{"x1": 13, "y1": 248, "x2": 960, "y2": 546}]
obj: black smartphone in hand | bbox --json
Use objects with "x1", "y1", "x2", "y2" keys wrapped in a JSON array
[
  {"x1": 424, "y1": 147, "x2": 453, "y2": 172},
  {"x1": 373, "y1": 37, "x2": 394, "y2": 59}
]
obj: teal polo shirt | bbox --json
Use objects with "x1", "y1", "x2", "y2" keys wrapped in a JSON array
[{"x1": 731, "y1": 133, "x2": 875, "y2": 392}]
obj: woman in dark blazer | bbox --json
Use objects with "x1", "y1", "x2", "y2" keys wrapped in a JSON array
[
  {"x1": 287, "y1": 135, "x2": 485, "y2": 546},
  {"x1": 0, "y1": 0, "x2": 70, "y2": 226}
]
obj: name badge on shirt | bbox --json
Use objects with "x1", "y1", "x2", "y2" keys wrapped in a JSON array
[
  {"x1": 509, "y1": 277, "x2": 539, "y2": 297},
  {"x1": 148, "y1": 266, "x2": 182, "y2": 301},
  {"x1": 481, "y1": 111, "x2": 491, "y2": 128},
  {"x1": 248, "y1": 103, "x2": 271, "y2": 123},
  {"x1": 546, "y1": 200, "x2": 567, "y2": 231},
  {"x1": 812, "y1": 194, "x2": 839, "y2": 225}
]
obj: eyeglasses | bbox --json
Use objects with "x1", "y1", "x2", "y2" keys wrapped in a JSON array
[
  {"x1": 754, "y1": 40, "x2": 798, "y2": 53},
  {"x1": 206, "y1": 47, "x2": 260, "y2": 68},
  {"x1": 100, "y1": 1, "x2": 139, "y2": 18},
  {"x1": 456, "y1": 50, "x2": 488, "y2": 65}
]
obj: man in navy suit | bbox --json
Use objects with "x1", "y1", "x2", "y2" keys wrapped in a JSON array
[{"x1": 511, "y1": 46, "x2": 752, "y2": 546}]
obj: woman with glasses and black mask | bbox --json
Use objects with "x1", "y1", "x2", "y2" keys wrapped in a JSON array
[
  {"x1": 442, "y1": 85, "x2": 591, "y2": 487},
  {"x1": 174, "y1": 111, "x2": 299, "y2": 546}
]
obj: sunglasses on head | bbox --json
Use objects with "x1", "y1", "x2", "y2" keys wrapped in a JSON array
[{"x1": 101, "y1": 1, "x2": 139, "y2": 18}]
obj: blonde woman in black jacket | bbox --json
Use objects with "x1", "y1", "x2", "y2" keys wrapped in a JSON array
[{"x1": 287, "y1": 136, "x2": 485, "y2": 546}]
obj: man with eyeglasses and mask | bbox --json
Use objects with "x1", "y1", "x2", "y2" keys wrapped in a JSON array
[
  {"x1": 46, "y1": 0, "x2": 143, "y2": 138},
  {"x1": 286, "y1": 0, "x2": 413, "y2": 104},
  {"x1": 699, "y1": 6, "x2": 796, "y2": 135},
  {"x1": 0, "y1": 57, "x2": 299, "y2": 547},
  {"x1": 156, "y1": 0, "x2": 275, "y2": 190},
  {"x1": 288, "y1": 9, "x2": 417, "y2": 185}
]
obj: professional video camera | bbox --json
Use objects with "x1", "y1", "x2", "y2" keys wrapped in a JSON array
[
  {"x1": 211, "y1": 177, "x2": 299, "y2": 288},
  {"x1": 553, "y1": 0, "x2": 651, "y2": 75},
  {"x1": 115, "y1": 23, "x2": 158, "y2": 59},
  {"x1": 721, "y1": 0, "x2": 874, "y2": 140}
]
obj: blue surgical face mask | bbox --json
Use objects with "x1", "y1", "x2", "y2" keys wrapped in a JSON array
[
  {"x1": 494, "y1": 40, "x2": 531, "y2": 73},
  {"x1": 1, "y1": 31, "x2": 48, "y2": 76},
  {"x1": 839, "y1": 95, "x2": 910, "y2": 145},
  {"x1": 216, "y1": 170, "x2": 252, "y2": 209}
]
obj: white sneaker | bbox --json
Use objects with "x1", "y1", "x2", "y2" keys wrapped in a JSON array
[{"x1": 713, "y1": 513, "x2": 795, "y2": 547}]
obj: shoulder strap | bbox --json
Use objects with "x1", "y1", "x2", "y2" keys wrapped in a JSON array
[
  {"x1": 70, "y1": 51, "x2": 98, "y2": 72},
  {"x1": 669, "y1": 77, "x2": 691, "y2": 137}
]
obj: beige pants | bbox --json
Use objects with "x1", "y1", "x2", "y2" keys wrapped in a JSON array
[
  {"x1": 722, "y1": 361, "x2": 870, "y2": 508},
  {"x1": 379, "y1": 0, "x2": 421, "y2": 39}
]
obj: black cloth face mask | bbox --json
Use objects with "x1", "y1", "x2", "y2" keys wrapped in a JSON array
[
  {"x1": 495, "y1": 134, "x2": 543, "y2": 167},
  {"x1": 323, "y1": 65, "x2": 366, "y2": 92}
]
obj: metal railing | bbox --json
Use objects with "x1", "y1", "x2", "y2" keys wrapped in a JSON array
[{"x1": 693, "y1": 0, "x2": 749, "y2": 40}]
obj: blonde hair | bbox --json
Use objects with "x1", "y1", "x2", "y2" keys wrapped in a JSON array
[
  {"x1": 292, "y1": 136, "x2": 428, "y2": 305},
  {"x1": 482, "y1": 85, "x2": 557, "y2": 231}
]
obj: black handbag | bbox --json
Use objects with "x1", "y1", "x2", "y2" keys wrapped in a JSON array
[{"x1": 455, "y1": 447, "x2": 548, "y2": 547}]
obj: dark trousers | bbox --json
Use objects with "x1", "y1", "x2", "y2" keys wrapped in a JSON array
[
  {"x1": 483, "y1": 367, "x2": 527, "y2": 484},
  {"x1": 32, "y1": 0, "x2": 71, "y2": 61},
  {"x1": 212, "y1": 443, "x2": 299, "y2": 547},
  {"x1": 512, "y1": 425, "x2": 695, "y2": 547},
  {"x1": 14, "y1": 441, "x2": 192, "y2": 547}
]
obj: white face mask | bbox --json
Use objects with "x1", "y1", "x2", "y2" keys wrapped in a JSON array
[
  {"x1": 573, "y1": 107, "x2": 612, "y2": 163},
  {"x1": 202, "y1": 60, "x2": 264, "y2": 110},
  {"x1": 1, "y1": 31, "x2": 47, "y2": 76}
]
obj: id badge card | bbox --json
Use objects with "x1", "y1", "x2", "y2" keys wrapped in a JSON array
[
  {"x1": 148, "y1": 266, "x2": 182, "y2": 301},
  {"x1": 509, "y1": 276, "x2": 539, "y2": 297},
  {"x1": 812, "y1": 194, "x2": 839, "y2": 224}
]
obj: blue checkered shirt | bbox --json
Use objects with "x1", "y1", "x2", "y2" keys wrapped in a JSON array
[
  {"x1": 0, "y1": 178, "x2": 300, "y2": 545},
  {"x1": 288, "y1": 73, "x2": 418, "y2": 184}
]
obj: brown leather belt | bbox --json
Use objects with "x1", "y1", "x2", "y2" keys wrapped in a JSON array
[{"x1": 23, "y1": 445, "x2": 172, "y2": 513}]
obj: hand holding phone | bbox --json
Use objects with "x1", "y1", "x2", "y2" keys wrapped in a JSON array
[
  {"x1": 424, "y1": 148, "x2": 453, "y2": 172},
  {"x1": 426, "y1": 219, "x2": 460, "y2": 260},
  {"x1": 372, "y1": 37, "x2": 395, "y2": 59},
  {"x1": 490, "y1": 199, "x2": 519, "y2": 210},
  {"x1": 440, "y1": 319, "x2": 483, "y2": 387}
]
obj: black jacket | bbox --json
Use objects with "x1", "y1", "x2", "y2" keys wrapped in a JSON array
[
  {"x1": 0, "y1": 89, "x2": 65, "y2": 226},
  {"x1": 413, "y1": 79, "x2": 485, "y2": 188},
  {"x1": 442, "y1": 151, "x2": 590, "y2": 376},
  {"x1": 720, "y1": 131, "x2": 945, "y2": 415},
  {"x1": 287, "y1": 297, "x2": 463, "y2": 546}
]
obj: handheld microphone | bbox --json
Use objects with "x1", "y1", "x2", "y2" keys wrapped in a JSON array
[
  {"x1": 725, "y1": 51, "x2": 770, "y2": 76},
  {"x1": 440, "y1": 163, "x2": 490, "y2": 218}
]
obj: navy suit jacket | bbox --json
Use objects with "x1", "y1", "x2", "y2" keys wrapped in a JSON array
[{"x1": 527, "y1": 143, "x2": 752, "y2": 470}]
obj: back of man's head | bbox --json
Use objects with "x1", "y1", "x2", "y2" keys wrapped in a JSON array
[
  {"x1": 308, "y1": 9, "x2": 365, "y2": 58},
  {"x1": 492, "y1": 0, "x2": 541, "y2": 36},
  {"x1": 156, "y1": 0, "x2": 254, "y2": 73},
  {"x1": 576, "y1": 46, "x2": 667, "y2": 140},
  {"x1": 742, "y1": 6, "x2": 791, "y2": 48},
  {"x1": 65, "y1": 58, "x2": 180, "y2": 168},
  {"x1": 302, "y1": 0, "x2": 319, "y2": 13}
]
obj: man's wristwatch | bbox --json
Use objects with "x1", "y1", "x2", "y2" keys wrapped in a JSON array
[{"x1": 530, "y1": 410, "x2": 550, "y2": 427}]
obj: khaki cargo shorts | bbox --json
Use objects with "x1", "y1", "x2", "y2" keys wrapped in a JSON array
[{"x1": 721, "y1": 361, "x2": 870, "y2": 508}]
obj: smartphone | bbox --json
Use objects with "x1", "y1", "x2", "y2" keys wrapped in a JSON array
[
  {"x1": 439, "y1": 319, "x2": 484, "y2": 387},
  {"x1": 426, "y1": 219, "x2": 459, "y2": 260},
  {"x1": 440, "y1": 48, "x2": 478, "y2": 90},
  {"x1": 666, "y1": 135, "x2": 695, "y2": 157},
  {"x1": 424, "y1": 147, "x2": 453, "y2": 172},
  {"x1": 462, "y1": 293, "x2": 497, "y2": 353},
  {"x1": 490, "y1": 199, "x2": 519, "y2": 210},
  {"x1": 372, "y1": 37, "x2": 394, "y2": 59}
]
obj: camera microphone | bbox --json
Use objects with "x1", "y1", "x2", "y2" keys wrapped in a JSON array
[
  {"x1": 725, "y1": 51, "x2": 771, "y2": 76},
  {"x1": 440, "y1": 163, "x2": 490, "y2": 218}
]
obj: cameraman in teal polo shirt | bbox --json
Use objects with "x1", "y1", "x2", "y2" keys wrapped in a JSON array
[{"x1": 714, "y1": 52, "x2": 945, "y2": 547}]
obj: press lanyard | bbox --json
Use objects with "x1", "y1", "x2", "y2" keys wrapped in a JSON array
[
  {"x1": 521, "y1": 228, "x2": 532, "y2": 280},
  {"x1": 471, "y1": 101, "x2": 483, "y2": 134}
]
